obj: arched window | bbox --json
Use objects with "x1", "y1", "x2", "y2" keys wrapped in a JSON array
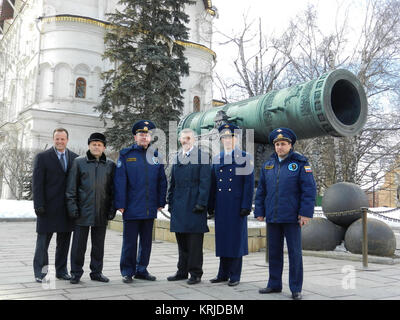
[
  {"x1": 193, "y1": 96, "x2": 200, "y2": 112},
  {"x1": 75, "y1": 77, "x2": 86, "y2": 98}
]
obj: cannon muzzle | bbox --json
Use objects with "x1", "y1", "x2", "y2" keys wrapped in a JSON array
[{"x1": 179, "y1": 69, "x2": 367, "y2": 143}]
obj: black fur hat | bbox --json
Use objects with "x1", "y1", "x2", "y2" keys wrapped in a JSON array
[{"x1": 88, "y1": 132, "x2": 106, "y2": 146}]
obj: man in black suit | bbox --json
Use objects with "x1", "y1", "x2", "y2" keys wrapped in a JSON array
[{"x1": 32, "y1": 128, "x2": 79, "y2": 283}]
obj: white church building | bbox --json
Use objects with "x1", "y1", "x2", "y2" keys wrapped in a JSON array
[{"x1": 0, "y1": 0, "x2": 217, "y2": 198}]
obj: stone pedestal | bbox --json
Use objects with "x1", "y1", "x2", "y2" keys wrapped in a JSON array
[{"x1": 108, "y1": 213, "x2": 267, "y2": 253}]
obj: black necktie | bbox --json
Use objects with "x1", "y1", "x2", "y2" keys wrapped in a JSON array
[{"x1": 60, "y1": 153, "x2": 66, "y2": 172}]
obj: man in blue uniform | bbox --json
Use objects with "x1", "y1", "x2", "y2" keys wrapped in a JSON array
[
  {"x1": 255, "y1": 127, "x2": 316, "y2": 300},
  {"x1": 208, "y1": 124, "x2": 254, "y2": 287},
  {"x1": 114, "y1": 120, "x2": 167, "y2": 284}
]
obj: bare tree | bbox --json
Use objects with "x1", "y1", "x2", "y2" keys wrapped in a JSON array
[
  {"x1": 283, "y1": 1, "x2": 400, "y2": 193},
  {"x1": 215, "y1": 0, "x2": 400, "y2": 195},
  {"x1": 213, "y1": 13, "x2": 291, "y2": 102},
  {"x1": 0, "y1": 144, "x2": 38, "y2": 200}
]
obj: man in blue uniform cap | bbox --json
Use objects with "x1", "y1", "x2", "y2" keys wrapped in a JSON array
[
  {"x1": 208, "y1": 123, "x2": 254, "y2": 287},
  {"x1": 254, "y1": 127, "x2": 316, "y2": 300},
  {"x1": 114, "y1": 120, "x2": 167, "y2": 284}
]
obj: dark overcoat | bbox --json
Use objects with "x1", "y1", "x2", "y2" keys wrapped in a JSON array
[
  {"x1": 208, "y1": 148, "x2": 255, "y2": 258},
  {"x1": 65, "y1": 151, "x2": 116, "y2": 227},
  {"x1": 167, "y1": 148, "x2": 211, "y2": 233},
  {"x1": 32, "y1": 147, "x2": 79, "y2": 233}
]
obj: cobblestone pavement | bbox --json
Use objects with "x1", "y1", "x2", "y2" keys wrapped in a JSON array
[{"x1": 0, "y1": 221, "x2": 399, "y2": 301}]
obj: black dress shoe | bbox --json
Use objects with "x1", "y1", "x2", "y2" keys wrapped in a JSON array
[
  {"x1": 259, "y1": 287, "x2": 282, "y2": 294},
  {"x1": 167, "y1": 274, "x2": 188, "y2": 281},
  {"x1": 134, "y1": 273, "x2": 156, "y2": 281},
  {"x1": 35, "y1": 277, "x2": 43, "y2": 283},
  {"x1": 56, "y1": 274, "x2": 71, "y2": 281},
  {"x1": 70, "y1": 276, "x2": 80, "y2": 284},
  {"x1": 90, "y1": 273, "x2": 109, "y2": 283},
  {"x1": 210, "y1": 277, "x2": 228, "y2": 283},
  {"x1": 292, "y1": 292, "x2": 302, "y2": 300},
  {"x1": 122, "y1": 276, "x2": 133, "y2": 283},
  {"x1": 187, "y1": 276, "x2": 201, "y2": 285},
  {"x1": 228, "y1": 280, "x2": 240, "y2": 287}
]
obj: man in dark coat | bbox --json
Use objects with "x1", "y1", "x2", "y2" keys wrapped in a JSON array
[
  {"x1": 208, "y1": 124, "x2": 254, "y2": 287},
  {"x1": 32, "y1": 128, "x2": 79, "y2": 283},
  {"x1": 114, "y1": 120, "x2": 167, "y2": 284},
  {"x1": 167, "y1": 128, "x2": 211, "y2": 285},
  {"x1": 255, "y1": 127, "x2": 316, "y2": 300},
  {"x1": 66, "y1": 133, "x2": 116, "y2": 284}
]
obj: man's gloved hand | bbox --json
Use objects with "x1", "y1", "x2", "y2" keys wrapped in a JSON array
[
  {"x1": 207, "y1": 208, "x2": 215, "y2": 219},
  {"x1": 239, "y1": 208, "x2": 251, "y2": 217},
  {"x1": 68, "y1": 211, "x2": 80, "y2": 219},
  {"x1": 192, "y1": 204, "x2": 206, "y2": 214},
  {"x1": 35, "y1": 207, "x2": 46, "y2": 217},
  {"x1": 108, "y1": 210, "x2": 116, "y2": 221}
]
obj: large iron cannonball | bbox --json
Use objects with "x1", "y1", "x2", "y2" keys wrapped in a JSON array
[
  {"x1": 302, "y1": 217, "x2": 344, "y2": 251},
  {"x1": 344, "y1": 218, "x2": 396, "y2": 257},
  {"x1": 322, "y1": 182, "x2": 368, "y2": 227},
  {"x1": 333, "y1": 223, "x2": 346, "y2": 245}
]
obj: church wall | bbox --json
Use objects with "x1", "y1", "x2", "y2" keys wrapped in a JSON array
[
  {"x1": 0, "y1": 0, "x2": 214, "y2": 199},
  {"x1": 44, "y1": 0, "x2": 99, "y2": 18},
  {"x1": 181, "y1": 45, "x2": 214, "y2": 115}
]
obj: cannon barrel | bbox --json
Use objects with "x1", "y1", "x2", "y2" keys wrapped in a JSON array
[{"x1": 178, "y1": 69, "x2": 367, "y2": 143}]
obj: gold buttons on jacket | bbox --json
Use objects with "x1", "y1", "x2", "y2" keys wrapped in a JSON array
[
  {"x1": 218, "y1": 188, "x2": 222, "y2": 192},
  {"x1": 220, "y1": 169, "x2": 223, "y2": 172},
  {"x1": 228, "y1": 188, "x2": 231, "y2": 192},
  {"x1": 219, "y1": 179, "x2": 222, "y2": 182}
]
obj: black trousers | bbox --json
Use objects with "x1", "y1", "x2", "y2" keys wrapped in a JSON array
[
  {"x1": 70, "y1": 225, "x2": 107, "y2": 278},
  {"x1": 33, "y1": 232, "x2": 72, "y2": 278},
  {"x1": 175, "y1": 232, "x2": 204, "y2": 278}
]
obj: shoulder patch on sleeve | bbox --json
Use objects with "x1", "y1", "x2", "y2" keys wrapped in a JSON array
[
  {"x1": 265, "y1": 163, "x2": 274, "y2": 170},
  {"x1": 304, "y1": 165, "x2": 312, "y2": 173}
]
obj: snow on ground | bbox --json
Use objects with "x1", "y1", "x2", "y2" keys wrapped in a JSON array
[{"x1": 0, "y1": 200, "x2": 36, "y2": 219}]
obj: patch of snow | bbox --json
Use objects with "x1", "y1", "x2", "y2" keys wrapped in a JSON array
[{"x1": 0, "y1": 200, "x2": 36, "y2": 219}]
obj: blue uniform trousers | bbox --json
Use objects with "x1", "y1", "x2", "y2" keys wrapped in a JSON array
[
  {"x1": 217, "y1": 257, "x2": 243, "y2": 282},
  {"x1": 267, "y1": 223, "x2": 303, "y2": 293},
  {"x1": 137, "y1": 236, "x2": 152, "y2": 276},
  {"x1": 120, "y1": 219, "x2": 153, "y2": 277}
]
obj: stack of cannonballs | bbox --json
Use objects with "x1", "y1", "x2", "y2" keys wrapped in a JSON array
[{"x1": 301, "y1": 182, "x2": 396, "y2": 257}]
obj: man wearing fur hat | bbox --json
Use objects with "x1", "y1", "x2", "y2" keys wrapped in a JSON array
[{"x1": 66, "y1": 132, "x2": 116, "y2": 284}]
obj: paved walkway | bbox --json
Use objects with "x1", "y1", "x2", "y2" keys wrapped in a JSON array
[{"x1": 0, "y1": 221, "x2": 399, "y2": 301}]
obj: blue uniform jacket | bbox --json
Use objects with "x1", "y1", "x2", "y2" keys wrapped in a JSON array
[
  {"x1": 254, "y1": 150, "x2": 316, "y2": 223},
  {"x1": 114, "y1": 144, "x2": 167, "y2": 220}
]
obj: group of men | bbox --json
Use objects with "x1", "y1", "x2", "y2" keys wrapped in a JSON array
[{"x1": 32, "y1": 120, "x2": 316, "y2": 300}]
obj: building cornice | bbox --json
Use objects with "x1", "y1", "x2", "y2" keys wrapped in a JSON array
[
  {"x1": 203, "y1": 0, "x2": 216, "y2": 16},
  {"x1": 39, "y1": 14, "x2": 216, "y2": 59}
]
